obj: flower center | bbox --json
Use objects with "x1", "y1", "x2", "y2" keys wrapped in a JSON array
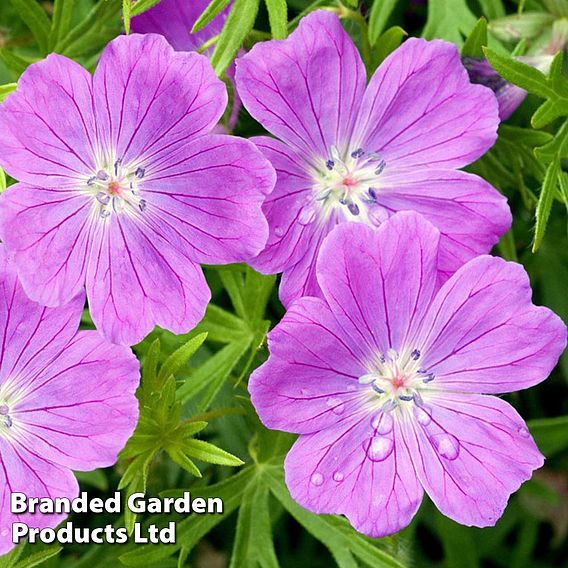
[
  {"x1": 303, "y1": 147, "x2": 388, "y2": 226},
  {"x1": 359, "y1": 347, "x2": 435, "y2": 409},
  {"x1": 86, "y1": 159, "x2": 147, "y2": 219}
]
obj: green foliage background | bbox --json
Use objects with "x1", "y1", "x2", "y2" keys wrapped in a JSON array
[{"x1": 0, "y1": 0, "x2": 568, "y2": 567}]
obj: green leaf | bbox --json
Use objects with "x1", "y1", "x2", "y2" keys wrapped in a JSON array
[
  {"x1": 368, "y1": 0, "x2": 398, "y2": 44},
  {"x1": 533, "y1": 156, "x2": 561, "y2": 252},
  {"x1": 184, "y1": 438, "x2": 244, "y2": 466},
  {"x1": 462, "y1": 17, "x2": 488, "y2": 58},
  {"x1": 166, "y1": 447, "x2": 202, "y2": 477},
  {"x1": 157, "y1": 332, "x2": 208, "y2": 385},
  {"x1": 0, "y1": 50, "x2": 34, "y2": 76},
  {"x1": 265, "y1": 0, "x2": 287, "y2": 39},
  {"x1": 210, "y1": 0, "x2": 260, "y2": 76},
  {"x1": 477, "y1": 0, "x2": 505, "y2": 19},
  {"x1": 528, "y1": 415, "x2": 568, "y2": 456},
  {"x1": 534, "y1": 119, "x2": 568, "y2": 162},
  {"x1": 436, "y1": 514, "x2": 479, "y2": 568},
  {"x1": 8, "y1": 0, "x2": 51, "y2": 54},
  {"x1": 123, "y1": 0, "x2": 132, "y2": 34},
  {"x1": 50, "y1": 0, "x2": 75, "y2": 50},
  {"x1": 0, "y1": 168, "x2": 6, "y2": 193},
  {"x1": 372, "y1": 26, "x2": 407, "y2": 67},
  {"x1": 75, "y1": 469, "x2": 108, "y2": 491},
  {"x1": 230, "y1": 475, "x2": 279, "y2": 568},
  {"x1": 12, "y1": 546, "x2": 63, "y2": 568},
  {"x1": 120, "y1": 467, "x2": 255, "y2": 566},
  {"x1": 0, "y1": 83, "x2": 16, "y2": 102},
  {"x1": 196, "y1": 303, "x2": 251, "y2": 343},
  {"x1": 177, "y1": 337, "x2": 251, "y2": 406},
  {"x1": 192, "y1": 0, "x2": 232, "y2": 33},
  {"x1": 489, "y1": 13, "x2": 555, "y2": 43},
  {"x1": 131, "y1": 0, "x2": 162, "y2": 16},
  {"x1": 422, "y1": 0, "x2": 478, "y2": 45}
]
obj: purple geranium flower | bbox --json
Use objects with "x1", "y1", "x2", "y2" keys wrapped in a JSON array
[
  {"x1": 131, "y1": 0, "x2": 241, "y2": 132},
  {"x1": 0, "y1": 248, "x2": 139, "y2": 555},
  {"x1": 236, "y1": 11, "x2": 512, "y2": 307},
  {"x1": 0, "y1": 33, "x2": 275, "y2": 346},
  {"x1": 249, "y1": 212, "x2": 567, "y2": 536}
]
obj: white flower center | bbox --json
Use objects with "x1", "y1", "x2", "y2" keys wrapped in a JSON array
[
  {"x1": 86, "y1": 159, "x2": 147, "y2": 219},
  {"x1": 303, "y1": 147, "x2": 389, "y2": 226}
]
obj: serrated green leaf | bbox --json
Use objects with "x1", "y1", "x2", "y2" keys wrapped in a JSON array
[
  {"x1": 192, "y1": 0, "x2": 232, "y2": 33},
  {"x1": 177, "y1": 337, "x2": 251, "y2": 405},
  {"x1": 533, "y1": 157, "x2": 561, "y2": 251},
  {"x1": 369, "y1": 0, "x2": 398, "y2": 45},
  {"x1": 484, "y1": 47, "x2": 553, "y2": 99},
  {"x1": 157, "y1": 332, "x2": 207, "y2": 385},
  {"x1": 534, "y1": 119, "x2": 568, "y2": 161},
  {"x1": 230, "y1": 476, "x2": 279, "y2": 568},
  {"x1": 166, "y1": 448, "x2": 202, "y2": 477},
  {"x1": 49, "y1": 0, "x2": 75, "y2": 50},
  {"x1": 184, "y1": 438, "x2": 244, "y2": 466},
  {"x1": 528, "y1": 415, "x2": 568, "y2": 456},
  {"x1": 210, "y1": 0, "x2": 260, "y2": 76},
  {"x1": 195, "y1": 303, "x2": 251, "y2": 343},
  {"x1": 462, "y1": 17, "x2": 487, "y2": 58},
  {"x1": 265, "y1": 0, "x2": 287, "y2": 39},
  {"x1": 8, "y1": 0, "x2": 51, "y2": 54}
]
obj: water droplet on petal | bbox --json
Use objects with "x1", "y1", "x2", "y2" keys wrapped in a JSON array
[
  {"x1": 326, "y1": 397, "x2": 345, "y2": 415},
  {"x1": 310, "y1": 472, "x2": 324, "y2": 486},
  {"x1": 433, "y1": 433, "x2": 460, "y2": 460},
  {"x1": 299, "y1": 205, "x2": 316, "y2": 225},
  {"x1": 366, "y1": 436, "x2": 394, "y2": 462},
  {"x1": 371, "y1": 411, "x2": 393, "y2": 434},
  {"x1": 518, "y1": 426, "x2": 530, "y2": 438},
  {"x1": 274, "y1": 226, "x2": 285, "y2": 238},
  {"x1": 300, "y1": 388, "x2": 310, "y2": 396},
  {"x1": 413, "y1": 405, "x2": 432, "y2": 426},
  {"x1": 333, "y1": 471, "x2": 344, "y2": 482}
]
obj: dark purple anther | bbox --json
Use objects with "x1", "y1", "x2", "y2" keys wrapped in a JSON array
[
  {"x1": 326, "y1": 159, "x2": 334, "y2": 170},
  {"x1": 348, "y1": 203, "x2": 360, "y2": 216}
]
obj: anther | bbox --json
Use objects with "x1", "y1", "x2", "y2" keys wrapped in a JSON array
[
  {"x1": 399, "y1": 395, "x2": 414, "y2": 402},
  {"x1": 326, "y1": 160, "x2": 335, "y2": 170},
  {"x1": 411, "y1": 349, "x2": 421, "y2": 360},
  {"x1": 348, "y1": 203, "x2": 360, "y2": 216},
  {"x1": 372, "y1": 384, "x2": 385, "y2": 394},
  {"x1": 3, "y1": 415, "x2": 12, "y2": 428},
  {"x1": 368, "y1": 188, "x2": 377, "y2": 201},
  {"x1": 422, "y1": 374, "x2": 435, "y2": 383},
  {"x1": 114, "y1": 159, "x2": 122, "y2": 176},
  {"x1": 139, "y1": 199, "x2": 147, "y2": 212},
  {"x1": 96, "y1": 192, "x2": 111, "y2": 206},
  {"x1": 374, "y1": 160, "x2": 386, "y2": 175},
  {"x1": 135, "y1": 167, "x2": 145, "y2": 179},
  {"x1": 96, "y1": 170, "x2": 109, "y2": 181},
  {"x1": 351, "y1": 148, "x2": 364, "y2": 159},
  {"x1": 0, "y1": 405, "x2": 8, "y2": 415},
  {"x1": 100, "y1": 209, "x2": 111, "y2": 219},
  {"x1": 87, "y1": 176, "x2": 97, "y2": 186}
]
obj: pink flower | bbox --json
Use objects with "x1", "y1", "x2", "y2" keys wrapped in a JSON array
[
  {"x1": 249, "y1": 212, "x2": 566, "y2": 536},
  {"x1": 0, "y1": 33, "x2": 275, "y2": 346},
  {"x1": 236, "y1": 11, "x2": 511, "y2": 307},
  {"x1": 0, "y1": 248, "x2": 139, "y2": 554}
]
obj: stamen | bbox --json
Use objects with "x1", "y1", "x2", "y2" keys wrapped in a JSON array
[
  {"x1": 368, "y1": 188, "x2": 377, "y2": 201},
  {"x1": 87, "y1": 176, "x2": 97, "y2": 186},
  {"x1": 97, "y1": 170, "x2": 109, "y2": 181},
  {"x1": 348, "y1": 203, "x2": 360, "y2": 216},
  {"x1": 96, "y1": 192, "x2": 111, "y2": 206},
  {"x1": 374, "y1": 160, "x2": 386, "y2": 176},
  {"x1": 139, "y1": 199, "x2": 147, "y2": 212},
  {"x1": 372, "y1": 384, "x2": 385, "y2": 394},
  {"x1": 114, "y1": 159, "x2": 122, "y2": 176},
  {"x1": 350, "y1": 148, "x2": 364, "y2": 159},
  {"x1": 411, "y1": 349, "x2": 421, "y2": 360},
  {"x1": 100, "y1": 209, "x2": 111, "y2": 219},
  {"x1": 399, "y1": 394, "x2": 414, "y2": 401},
  {"x1": 3, "y1": 415, "x2": 12, "y2": 428},
  {"x1": 422, "y1": 374, "x2": 435, "y2": 383},
  {"x1": 326, "y1": 160, "x2": 335, "y2": 170},
  {"x1": 135, "y1": 167, "x2": 145, "y2": 179}
]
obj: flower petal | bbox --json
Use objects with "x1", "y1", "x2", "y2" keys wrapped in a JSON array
[
  {"x1": 142, "y1": 134, "x2": 274, "y2": 264},
  {"x1": 250, "y1": 297, "x2": 368, "y2": 435},
  {"x1": 13, "y1": 331, "x2": 139, "y2": 471},
  {"x1": 285, "y1": 413, "x2": 423, "y2": 537},
  {"x1": 248, "y1": 136, "x2": 315, "y2": 274},
  {"x1": 354, "y1": 38, "x2": 498, "y2": 169},
  {"x1": 376, "y1": 169, "x2": 512, "y2": 280},
  {"x1": 0, "y1": 438, "x2": 78, "y2": 555},
  {"x1": 0, "y1": 247, "x2": 85, "y2": 391},
  {"x1": 418, "y1": 255, "x2": 567, "y2": 393},
  {"x1": 131, "y1": 0, "x2": 229, "y2": 52},
  {"x1": 236, "y1": 10, "x2": 366, "y2": 157},
  {"x1": 317, "y1": 212, "x2": 441, "y2": 356},
  {"x1": 408, "y1": 392, "x2": 544, "y2": 527},
  {"x1": 92, "y1": 34, "x2": 226, "y2": 166},
  {"x1": 0, "y1": 54, "x2": 96, "y2": 187},
  {"x1": 0, "y1": 183, "x2": 93, "y2": 307},
  {"x1": 86, "y1": 215, "x2": 210, "y2": 345}
]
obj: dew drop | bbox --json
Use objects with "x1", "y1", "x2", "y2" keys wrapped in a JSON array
[
  {"x1": 366, "y1": 436, "x2": 394, "y2": 462},
  {"x1": 299, "y1": 205, "x2": 316, "y2": 225},
  {"x1": 371, "y1": 411, "x2": 393, "y2": 434},
  {"x1": 518, "y1": 426, "x2": 530, "y2": 438},
  {"x1": 310, "y1": 472, "x2": 324, "y2": 486},
  {"x1": 326, "y1": 397, "x2": 345, "y2": 415},
  {"x1": 274, "y1": 226, "x2": 285, "y2": 238},
  {"x1": 333, "y1": 471, "x2": 344, "y2": 482},
  {"x1": 300, "y1": 388, "x2": 311, "y2": 396},
  {"x1": 413, "y1": 405, "x2": 432, "y2": 426},
  {"x1": 433, "y1": 433, "x2": 460, "y2": 460}
]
